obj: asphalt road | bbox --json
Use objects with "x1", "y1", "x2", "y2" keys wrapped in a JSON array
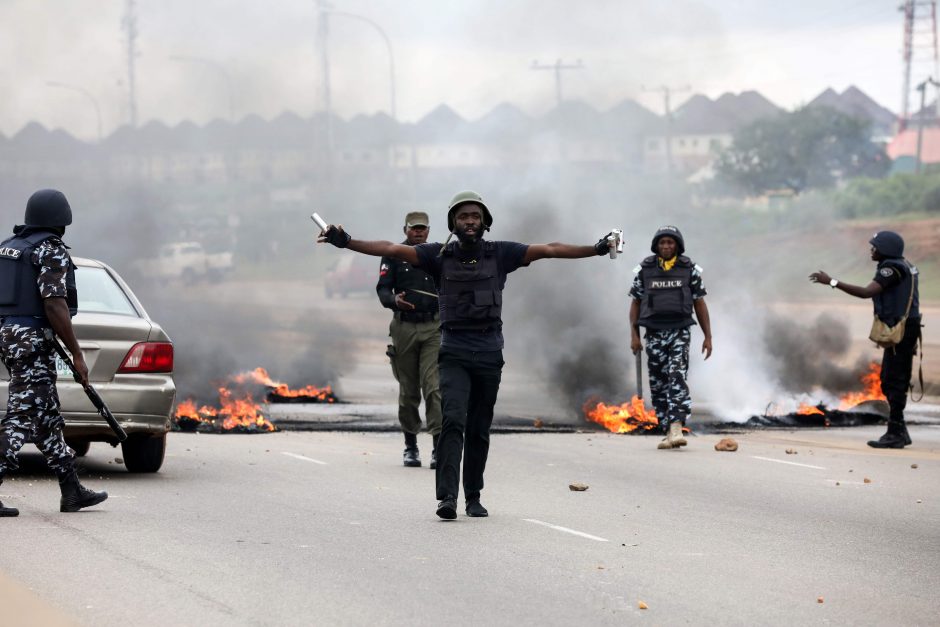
[{"x1": 1, "y1": 425, "x2": 938, "y2": 626}]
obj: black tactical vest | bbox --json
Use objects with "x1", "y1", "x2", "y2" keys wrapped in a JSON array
[
  {"x1": 0, "y1": 230, "x2": 78, "y2": 319},
  {"x1": 873, "y1": 259, "x2": 919, "y2": 326},
  {"x1": 638, "y1": 255, "x2": 694, "y2": 329},
  {"x1": 388, "y1": 256, "x2": 438, "y2": 315},
  {"x1": 439, "y1": 241, "x2": 502, "y2": 331}
]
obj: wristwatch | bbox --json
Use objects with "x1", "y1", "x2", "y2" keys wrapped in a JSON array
[{"x1": 829, "y1": 279, "x2": 839, "y2": 289}]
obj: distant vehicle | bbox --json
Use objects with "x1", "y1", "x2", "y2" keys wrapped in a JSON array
[
  {"x1": 324, "y1": 255, "x2": 378, "y2": 298},
  {"x1": 0, "y1": 257, "x2": 176, "y2": 473},
  {"x1": 133, "y1": 241, "x2": 233, "y2": 283}
]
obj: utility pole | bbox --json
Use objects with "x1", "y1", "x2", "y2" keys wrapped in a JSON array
[
  {"x1": 643, "y1": 84, "x2": 690, "y2": 177},
  {"x1": 900, "y1": 0, "x2": 939, "y2": 128},
  {"x1": 530, "y1": 59, "x2": 584, "y2": 106},
  {"x1": 915, "y1": 76, "x2": 940, "y2": 173},
  {"x1": 122, "y1": 0, "x2": 139, "y2": 127}
]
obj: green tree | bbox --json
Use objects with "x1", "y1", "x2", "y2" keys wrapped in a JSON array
[{"x1": 715, "y1": 106, "x2": 889, "y2": 195}]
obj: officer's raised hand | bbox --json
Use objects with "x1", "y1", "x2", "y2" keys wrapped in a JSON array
[
  {"x1": 394, "y1": 291, "x2": 416, "y2": 311},
  {"x1": 594, "y1": 232, "x2": 614, "y2": 256},
  {"x1": 809, "y1": 270, "x2": 832, "y2": 285},
  {"x1": 317, "y1": 224, "x2": 351, "y2": 248}
]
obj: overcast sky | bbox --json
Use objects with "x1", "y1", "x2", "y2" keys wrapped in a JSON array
[{"x1": 0, "y1": 0, "x2": 915, "y2": 140}]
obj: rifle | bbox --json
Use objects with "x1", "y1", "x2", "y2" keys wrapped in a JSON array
[{"x1": 50, "y1": 338, "x2": 128, "y2": 442}]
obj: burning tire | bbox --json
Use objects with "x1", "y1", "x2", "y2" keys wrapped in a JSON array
[{"x1": 122, "y1": 434, "x2": 167, "y2": 473}]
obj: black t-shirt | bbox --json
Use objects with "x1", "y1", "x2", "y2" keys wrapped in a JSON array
[{"x1": 414, "y1": 240, "x2": 529, "y2": 351}]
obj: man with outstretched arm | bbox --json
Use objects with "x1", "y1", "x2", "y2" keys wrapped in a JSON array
[
  {"x1": 318, "y1": 190, "x2": 618, "y2": 519},
  {"x1": 809, "y1": 231, "x2": 921, "y2": 449}
]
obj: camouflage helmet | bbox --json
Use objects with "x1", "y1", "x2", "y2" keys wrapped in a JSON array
[
  {"x1": 25, "y1": 189, "x2": 72, "y2": 227},
  {"x1": 447, "y1": 190, "x2": 493, "y2": 232}
]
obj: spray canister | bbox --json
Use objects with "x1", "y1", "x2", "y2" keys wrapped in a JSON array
[{"x1": 607, "y1": 228, "x2": 624, "y2": 259}]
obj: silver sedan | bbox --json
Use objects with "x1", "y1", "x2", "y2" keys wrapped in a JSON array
[{"x1": 0, "y1": 257, "x2": 176, "y2": 472}]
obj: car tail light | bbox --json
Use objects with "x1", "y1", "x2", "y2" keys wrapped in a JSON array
[{"x1": 118, "y1": 342, "x2": 173, "y2": 373}]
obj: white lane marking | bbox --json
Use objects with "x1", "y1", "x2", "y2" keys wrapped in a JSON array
[
  {"x1": 281, "y1": 452, "x2": 328, "y2": 465},
  {"x1": 751, "y1": 456, "x2": 826, "y2": 470},
  {"x1": 523, "y1": 519, "x2": 609, "y2": 542}
]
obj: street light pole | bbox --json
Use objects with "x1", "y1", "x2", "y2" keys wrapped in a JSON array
[
  {"x1": 169, "y1": 55, "x2": 236, "y2": 122},
  {"x1": 330, "y1": 10, "x2": 397, "y2": 120},
  {"x1": 46, "y1": 81, "x2": 103, "y2": 143}
]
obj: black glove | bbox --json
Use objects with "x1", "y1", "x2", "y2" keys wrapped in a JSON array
[
  {"x1": 324, "y1": 225, "x2": 351, "y2": 248},
  {"x1": 594, "y1": 232, "x2": 613, "y2": 256}
]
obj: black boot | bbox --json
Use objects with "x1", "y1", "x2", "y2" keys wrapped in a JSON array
[
  {"x1": 436, "y1": 496, "x2": 457, "y2": 520},
  {"x1": 466, "y1": 498, "x2": 488, "y2": 518},
  {"x1": 0, "y1": 479, "x2": 19, "y2": 518},
  {"x1": 403, "y1": 432, "x2": 421, "y2": 467},
  {"x1": 899, "y1": 422, "x2": 913, "y2": 446},
  {"x1": 430, "y1": 434, "x2": 439, "y2": 470},
  {"x1": 59, "y1": 471, "x2": 108, "y2": 513},
  {"x1": 867, "y1": 422, "x2": 909, "y2": 449}
]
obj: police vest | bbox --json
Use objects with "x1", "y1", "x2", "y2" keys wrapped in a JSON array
[
  {"x1": 439, "y1": 241, "x2": 502, "y2": 331},
  {"x1": 0, "y1": 230, "x2": 78, "y2": 319},
  {"x1": 873, "y1": 258, "x2": 919, "y2": 326},
  {"x1": 638, "y1": 255, "x2": 694, "y2": 328},
  {"x1": 387, "y1": 256, "x2": 438, "y2": 315}
]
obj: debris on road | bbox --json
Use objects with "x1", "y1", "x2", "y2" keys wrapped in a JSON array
[
  {"x1": 863, "y1": 478, "x2": 872, "y2": 484},
  {"x1": 785, "y1": 448, "x2": 797, "y2": 454},
  {"x1": 569, "y1": 483, "x2": 589, "y2": 491},
  {"x1": 638, "y1": 601, "x2": 649, "y2": 610},
  {"x1": 911, "y1": 464, "x2": 918, "y2": 469},
  {"x1": 817, "y1": 597, "x2": 824, "y2": 604},
  {"x1": 114, "y1": 457, "x2": 123, "y2": 464},
  {"x1": 533, "y1": 418, "x2": 544, "y2": 429},
  {"x1": 714, "y1": 438, "x2": 738, "y2": 452}
]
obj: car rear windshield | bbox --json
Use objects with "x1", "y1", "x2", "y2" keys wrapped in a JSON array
[{"x1": 76, "y1": 267, "x2": 138, "y2": 316}]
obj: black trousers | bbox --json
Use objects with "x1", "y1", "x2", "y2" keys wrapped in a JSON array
[
  {"x1": 881, "y1": 318, "x2": 922, "y2": 423},
  {"x1": 435, "y1": 347, "x2": 503, "y2": 501}
]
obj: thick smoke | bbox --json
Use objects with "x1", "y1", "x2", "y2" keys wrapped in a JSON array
[{"x1": 762, "y1": 312, "x2": 871, "y2": 393}]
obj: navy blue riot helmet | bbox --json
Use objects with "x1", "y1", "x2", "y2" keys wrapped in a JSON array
[
  {"x1": 869, "y1": 231, "x2": 904, "y2": 259},
  {"x1": 650, "y1": 225, "x2": 685, "y2": 256},
  {"x1": 24, "y1": 189, "x2": 72, "y2": 228}
]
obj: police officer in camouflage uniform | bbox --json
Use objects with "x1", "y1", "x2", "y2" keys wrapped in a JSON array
[
  {"x1": 0, "y1": 189, "x2": 108, "y2": 517},
  {"x1": 376, "y1": 211, "x2": 442, "y2": 468},
  {"x1": 318, "y1": 191, "x2": 617, "y2": 519},
  {"x1": 810, "y1": 231, "x2": 921, "y2": 449},
  {"x1": 629, "y1": 226, "x2": 712, "y2": 449}
]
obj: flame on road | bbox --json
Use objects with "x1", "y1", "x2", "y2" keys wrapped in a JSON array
[
  {"x1": 794, "y1": 362, "x2": 885, "y2": 417},
  {"x1": 235, "y1": 367, "x2": 337, "y2": 402},
  {"x1": 584, "y1": 395, "x2": 659, "y2": 433}
]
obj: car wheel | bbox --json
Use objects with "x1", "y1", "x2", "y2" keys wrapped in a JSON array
[
  {"x1": 67, "y1": 440, "x2": 90, "y2": 457},
  {"x1": 122, "y1": 434, "x2": 167, "y2": 473}
]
